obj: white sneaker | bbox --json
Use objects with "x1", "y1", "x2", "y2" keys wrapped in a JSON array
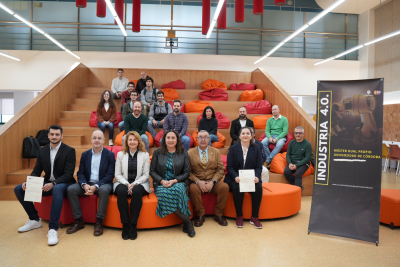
[
  {"x1": 47, "y1": 229, "x2": 58, "y2": 246},
  {"x1": 109, "y1": 140, "x2": 114, "y2": 146},
  {"x1": 18, "y1": 219, "x2": 42, "y2": 233}
]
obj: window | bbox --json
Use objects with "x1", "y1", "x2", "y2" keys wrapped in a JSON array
[{"x1": 0, "y1": 99, "x2": 14, "y2": 124}]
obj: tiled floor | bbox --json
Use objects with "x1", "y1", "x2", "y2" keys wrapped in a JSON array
[{"x1": 1, "y1": 169, "x2": 399, "y2": 266}]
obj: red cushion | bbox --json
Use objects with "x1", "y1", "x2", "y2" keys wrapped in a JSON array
[
  {"x1": 89, "y1": 111, "x2": 97, "y2": 127},
  {"x1": 221, "y1": 154, "x2": 228, "y2": 175},
  {"x1": 200, "y1": 193, "x2": 218, "y2": 216},
  {"x1": 244, "y1": 100, "x2": 272, "y2": 114},
  {"x1": 199, "y1": 88, "x2": 228, "y2": 101},
  {"x1": 104, "y1": 146, "x2": 122, "y2": 159},
  {"x1": 197, "y1": 112, "x2": 230, "y2": 129},
  {"x1": 258, "y1": 131, "x2": 294, "y2": 153},
  {"x1": 154, "y1": 130, "x2": 193, "y2": 148},
  {"x1": 166, "y1": 101, "x2": 185, "y2": 113},
  {"x1": 230, "y1": 83, "x2": 255, "y2": 91},
  {"x1": 113, "y1": 112, "x2": 122, "y2": 126},
  {"x1": 162, "y1": 79, "x2": 186, "y2": 89}
]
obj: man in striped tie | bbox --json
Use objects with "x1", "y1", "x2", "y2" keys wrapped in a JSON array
[{"x1": 187, "y1": 130, "x2": 229, "y2": 227}]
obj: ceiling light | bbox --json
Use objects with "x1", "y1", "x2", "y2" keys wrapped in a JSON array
[
  {"x1": 0, "y1": 51, "x2": 20, "y2": 61},
  {"x1": 66, "y1": 49, "x2": 81, "y2": 59},
  {"x1": 14, "y1": 14, "x2": 45, "y2": 34},
  {"x1": 104, "y1": 0, "x2": 127, "y2": 36},
  {"x1": 0, "y1": 2, "x2": 15, "y2": 15},
  {"x1": 44, "y1": 34, "x2": 66, "y2": 50},
  {"x1": 282, "y1": 24, "x2": 309, "y2": 43},
  {"x1": 307, "y1": 0, "x2": 345, "y2": 25},
  {"x1": 206, "y1": 0, "x2": 226, "y2": 39},
  {"x1": 364, "y1": 29, "x2": 400, "y2": 46},
  {"x1": 334, "y1": 44, "x2": 363, "y2": 59},
  {"x1": 254, "y1": 42, "x2": 284, "y2": 64},
  {"x1": 314, "y1": 57, "x2": 334, "y2": 65}
]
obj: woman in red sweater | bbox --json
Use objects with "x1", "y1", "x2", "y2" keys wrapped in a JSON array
[{"x1": 97, "y1": 90, "x2": 116, "y2": 146}]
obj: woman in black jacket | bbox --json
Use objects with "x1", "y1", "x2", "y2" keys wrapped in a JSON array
[
  {"x1": 198, "y1": 106, "x2": 218, "y2": 146},
  {"x1": 225, "y1": 127, "x2": 263, "y2": 229},
  {"x1": 150, "y1": 130, "x2": 195, "y2": 237}
]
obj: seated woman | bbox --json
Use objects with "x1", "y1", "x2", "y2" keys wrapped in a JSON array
[
  {"x1": 198, "y1": 106, "x2": 218, "y2": 146},
  {"x1": 114, "y1": 131, "x2": 151, "y2": 240},
  {"x1": 97, "y1": 90, "x2": 116, "y2": 146},
  {"x1": 150, "y1": 130, "x2": 195, "y2": 237},
  {"x1": 225, "y1": 126, "x2": 264, "y2": 229}
]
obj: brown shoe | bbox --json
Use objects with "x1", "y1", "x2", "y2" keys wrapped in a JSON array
[
  {"x1": 214, "y1": 216, "x2": 228, "y2": 226},
  {"x1": 93, "y1": 222, "x2": 103, "y2": 236},
  {"x1": 66, "y1": 221, "x2": 84, "y2": 234},
  {"x1": 194, "y1": 216, "x2": 205, "y2": 227},
  {"x1": 263, "y1": 161, "x2": 271, "y2": 170}
]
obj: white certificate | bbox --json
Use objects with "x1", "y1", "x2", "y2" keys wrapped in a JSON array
[
  {"x1": 24, "y1": 176, "x2": 44, "y2": 203},
  {"x1": 239, "y1": 169, "x2": 255, "y2": 192}
]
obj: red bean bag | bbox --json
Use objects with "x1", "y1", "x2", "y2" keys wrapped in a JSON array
[
  {"x1": 185, "y1": 100, "x2": 214, "y2": 113},
  {"x1": 258, "y1": 131, "x2": 294, "y2": 153},
  {"x1": 221, "y1": 155, "x2": 228, "y2": 175},
  {"x1": 197, "y1": 112, "x2": 230, "y2": 129},
  {"x1": 162, "y1": 79, "x2": 186, "y2": 89},
  {"x1": 114, "y1": 131, "x2": 153, "y2": 147},
  {"x1": 201, "y1": 79, "x2": 227, "y2": 90},
  {"x1": 253, "y1": 115, "x2": 273, "y2": 129},
  {"x1": 113, "y1": 112, "x2": 123, "y2": 127},
  {"x1": 166, "y1": 101, "x2": 185, "y2": 113},
  {"x1": 104, "y1": 146, "x2": 122, "y2": 159},
  {"x1": 270, "y1": 152, "x2": 314, "y2": 175},
  {"x1": 199, "y1": 88, "x2": 228, "y2": 101},
  {"x1": 160, "y1": 88, "x2": 179, "y2": 101},
  {"x1": 240, "y1": 89, "x2": 264, "y2": 101},
  {"x1": 89, "y1": 111, "x2": 122, "y2": 127},
  {"x1": 230, "y1": 83, "x2": 255, "y2": 91},
  {"x1": 155, "y1": 130, "x2": 194, "y2": 148},
  {"x1": 192, "y1": 130, "x2": 226, "y2": 148},
  {"x1": 244, "y1": 100, "x2": 272, "y2": 114}
]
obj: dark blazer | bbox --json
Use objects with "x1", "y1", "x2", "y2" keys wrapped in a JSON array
[
  {"x1": 150, "y1": 148, "x2": 190, "y2": 190},
  {"x1": 230, "y1": 118, "x2": 254, "y2": 146},
  {"x1": 77, "y1": 148, "x2": 115, "y2": 187},
  {"x1": 31, "y1": 142, "x2": 76, "y2": 186},
  {"x1": 225, "y1": 143, "x2": 263, "y2": 185}
]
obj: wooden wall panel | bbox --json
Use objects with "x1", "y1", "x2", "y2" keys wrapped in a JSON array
[
  {"x1": 252, "y1": 68, "x2": 316, "y2": 151},
  {"x1": 88, "y1": 68, "x2": 252, "y2": 89},
  {"x1": 0, "y1": 63, "x2": 89, "y2": 187},
  {"x1": 383, "y1": 104, "x2": 400, "y2": 141}
]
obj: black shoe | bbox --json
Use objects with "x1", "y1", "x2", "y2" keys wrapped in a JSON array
[
  {"x1": 182, "y1": 223, "x2": 187, "y2": 233},
  {"x1": 186, "y1": 221, "x2": 195, "y2": 238},
  {"x1": 129, "y1": 223, "x2": 137, "y2": 240},
  {"x1": 122, "y1": 224, "x2": 129, "y2": 240}
]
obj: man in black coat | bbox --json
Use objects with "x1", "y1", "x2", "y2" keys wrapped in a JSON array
[
  {"x1": 230, "y1": 106, "x2": 254, "y2": 145},
  {"x1": 135, "y1": 71, "x2": 148, "y2": 96},
  {"x1": 14, "y1": 125, "x2": 76, "y2": 246}
]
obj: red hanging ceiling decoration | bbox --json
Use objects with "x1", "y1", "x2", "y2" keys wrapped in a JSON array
[
  {"x1": 132, "y1": 0, "x2": 141, "y2": 32},
  {"x1": 76, "y1": 0, "x2": 87, "y2": 8},
  {"x1": 202, "y1": 0, "x2": 211, "y2": 35},
  {"x1": 275, "y1": 0, "x2": 286, "y2": 5},
  {"x1": 253, "y1": 0, "x2": 263, "y2": 15},
  {"x1": 235, "y1": 0, "x2": 244, "y2": 23},
  {"x1": 96, "y1": 0, "x2": 106, "y2": 18},
  {"x1": 217, "y1": 0, "x2": 227, "y2": 30},
  {"x1": 114, "y1": 0, "x2": 124, "y2": 25}
]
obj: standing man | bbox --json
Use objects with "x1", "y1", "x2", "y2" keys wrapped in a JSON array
[
  {"x1": 111, "y1": 68, "x2": 129, "y2": 100},
  {"x1": 188, "y1": 130, "x2": 229, "y2": 227},
  {"x1": 261, "y1": 105, "x2": 288, "y2": 167},
  {"x1": 66, "y1": 130, "x2": 115, "y2": 236},
  {"x1": 141, "y1": 77, "x2": 158, "y2": 116},
  {"x1": 230, "y1": 107, "x2": 254, "y2": 145},
  {"x1": 120, "y1": 82, "x2": 135, "y2": 113},
  {"x1": 119, "y1": 91, "x2": 144, "y2": 132},
  {"x1": 147, "y1": 91, "x2": 172, "y2": 138},
  {"x1": 163, "y1": 100, "x2": 190, "y2": 150},
  {"x1": 14, "y1": 125, "x2": 76, "y2": 246},
  {"x1": 122, "y1": 101, "x2": 149, "y2": 151},
  {"x1": 135, "y1": 71, "x2": 148, "y2": 96},
  {"x1": 283, "y1": 126, "x2": 311, "y2": 191}
]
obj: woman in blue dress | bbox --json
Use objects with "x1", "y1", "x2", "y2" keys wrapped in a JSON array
[{"x1": 150, "y1": 129, "x2": 195, "y2": 237}]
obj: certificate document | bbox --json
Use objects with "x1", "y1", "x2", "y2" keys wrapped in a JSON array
[
  {"x1": 239, "y1": 169, "x2": 255, "y2": 192},
  {"x1": 24, "y1": 176, "x2": 44, "y2": 203}
]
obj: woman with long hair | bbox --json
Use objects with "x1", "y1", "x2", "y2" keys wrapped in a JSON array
[
  {"x1": 198, "y1": 106, "x2": 219, "y2": 146},
  {"x1": 114, "y1": 131, "x2": 151, "y2": 240},
  {"x1": 225, "y1": 126, "x2": 264, "y2": 229},
  {"x1": 150, "y1": 130, "x2": 194, "y2": 237},
  {"x1": 97, "y1": 90, "x2": 116, "y2": 146}
]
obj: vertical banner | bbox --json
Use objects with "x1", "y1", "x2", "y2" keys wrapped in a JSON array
[{"x1": 308, "y1": 79, "x2": 384, "y2": 244}]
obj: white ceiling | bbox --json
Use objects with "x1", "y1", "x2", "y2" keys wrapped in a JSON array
[{"x1": 315, "y1": 0, "x2": 390, "y2": 14}]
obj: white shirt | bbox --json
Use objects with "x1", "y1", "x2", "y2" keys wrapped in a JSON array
[
  {"x1": 239, "y1": 119, "x2": 246, "y2": 127},
  {"x1": 273, "y1": 114, "x2": 282, "y2": 120},
  {"x1": 50, "y1": 142, "x2": 62, "y2": 181},
  {"x1": 104, "y1": 102, "x2": 109, "y2": 112},
  {"x1": 111, "y1": 76, "x2": 129, "y2": 93},
  {"x1": 241, "y1": 145, "x2": 249, "y2": 166}
]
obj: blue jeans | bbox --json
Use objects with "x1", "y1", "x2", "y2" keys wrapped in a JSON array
[
  {"x1": 147, "y1": 120, "x2": 163, "y2": 138},
  {"x1": 209, "y1": 134, "x2": 219, "y2": 146},
  {"x1": 261, "y1": 134, "x2": 287, "y2": 163},
  {"x1": 97, "y1": 121, "x2": 114, "y2": 140},
  {"x1": 14, "y1": 183, "x2": 68, "y2": 230},
  {"x1": 118, "y1": 121, "x2": 125, "y2": 132},
  {"x1": 122, "y1": 134, "x2": 149, "y2": 151},
  {"x1": 160, "y1": 135, "x2": 190, "y2": 151}
]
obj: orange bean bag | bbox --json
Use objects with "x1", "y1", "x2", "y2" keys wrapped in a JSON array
[
  {"x1": 197, "y1": 112, "x2": 230, "y2": 129},
  {"x1": 252, "y1": 115, "x2": 273, "y2": 129},
  {"x1": 146, "y1": 131, "x2": 154, "y2": 148},
  {"x1": 185, "y1": 100, "x2": 214, "y2": 113},
  {"x1": 166, "y1": 101, "x2": 185, "y2": 113},
  {"x1": 230, "y1": 83, "x2": 255, "y2": 91},
  {"x1": 89, "y1": 111, "x2": 122, "y2": 127},
  {"x1": 380, "y1": 189, "x2": 400, "y2": 227},
  {"x1": 154, "y1": 130, "x2": 194, "y2": 148},
  {"x1": 192, "y1": 130, "x2": 226, "y2": 148},
  {"x1": 129, "y1": 80, "x2": 138, "y2": 87},
  {"x1": 258, "y1": 131, "x2": 294, "y2": 153},
  {"x1": 240, "y1": 89, "x2": 264, "y2": 101},
  {"x1": 162, "y1": 79, "x2": 186, "y2": 89},
  {"x1": 199, "y1": 88, "x2": 228, "y2": 101},
  {"x1": 244, "y1": 100, "x2": 272, "y2": 114},
  {"x1": 114, "y1": 130, "x2": 153, "y2": 147},
  {"x1": 270, "y1": 152, "x2": 314, "y2": 176},
  {"x1": 201, "y1": 79, "x2": 227, "y2": 90},
  {"x1": 160, "y1": 88, "x2": 179, "y2": 101}
]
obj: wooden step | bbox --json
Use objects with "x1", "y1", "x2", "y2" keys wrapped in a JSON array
[
  {"x1": 23, "y1": 158, "x2": 37, "y2": 168},
  {"x1": 0, "y1": 184, "x2": 18, "y2": 200},
  {"x1": 63, "y1": 135, "x2": 85, "y2": 146},
  {"x1": 56, "y1": 118, "x2": 89, "y2": 127},
  {"x1": 60, "y1": 111, "x2": 91, "y2": 119}
]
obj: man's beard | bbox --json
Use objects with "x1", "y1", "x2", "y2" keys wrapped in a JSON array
[{"x1": 239, "y1": 114, "x2": 246, "y2": 119}]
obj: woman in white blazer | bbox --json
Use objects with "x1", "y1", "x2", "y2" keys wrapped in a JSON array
[{"x1": 114, "y1": 131, "x2": 151, "y2": 240}]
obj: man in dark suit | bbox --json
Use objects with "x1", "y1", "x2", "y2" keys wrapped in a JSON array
[
  {"x1": 230, "y1": 107, "x2": 254, "y2": 145},
  {"x1": 14, "y1": 125, "x2": 76, "y2": 246},
  {"x1": 66, "y1": 130, "x2": 115, "y2": 236}
]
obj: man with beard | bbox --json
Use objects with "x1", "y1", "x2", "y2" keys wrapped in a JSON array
[
  {"x1": 14, "y1": 125, "x2": 76, "y2": 246},
  {"x1": 162, "y1": 100, "x2": 190, "y2": 150},
  {"x1": 147, "y1": 91, "x2": 172, "y2": 138},
  {"x1": 122, "y1": 101, "x2": 149, "y2": 151},
  {"x1": 230, "y1": 107, "x2": 254, "y2": 146},
  {"x1": 120, "y1": 82, "x2": 135, "y2": 113},
  {"x1": 119, "y1": 91, "x2": 144, "y2": 132}
]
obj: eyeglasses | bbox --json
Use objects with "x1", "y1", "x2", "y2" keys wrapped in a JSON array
[
  {"x1": 198, "y1": 137, "x2": 210, "y2": 140},
  {"x1": 294, "y1": 132, "x2": 304, "y2": 135}
]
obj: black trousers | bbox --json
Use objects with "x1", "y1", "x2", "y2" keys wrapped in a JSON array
[
  {"x1": 229, "y1": 181, "x2": 263, "y2": 218},
  {"x1": 115, "y1": 184, "x2": 147, "y2": 224},
  {"x1": 283, "y1": 164, "x2": 308, "y2": 188}
]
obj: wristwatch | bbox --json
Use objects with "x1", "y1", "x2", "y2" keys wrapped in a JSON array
[
  {"x1": 52, "y1": 181, "x2": 56, "y2": 186},
  {"x1": 212, "y1": 180, "x2": 217, "y2": 185}
]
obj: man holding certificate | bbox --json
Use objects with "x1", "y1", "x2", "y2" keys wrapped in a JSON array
[
  {"x1": 225, "y1": 127, "x2": 263, "y2": 229},
  {"x1": 14, "y1": 125, "x2": 76, "y2": 246}
]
